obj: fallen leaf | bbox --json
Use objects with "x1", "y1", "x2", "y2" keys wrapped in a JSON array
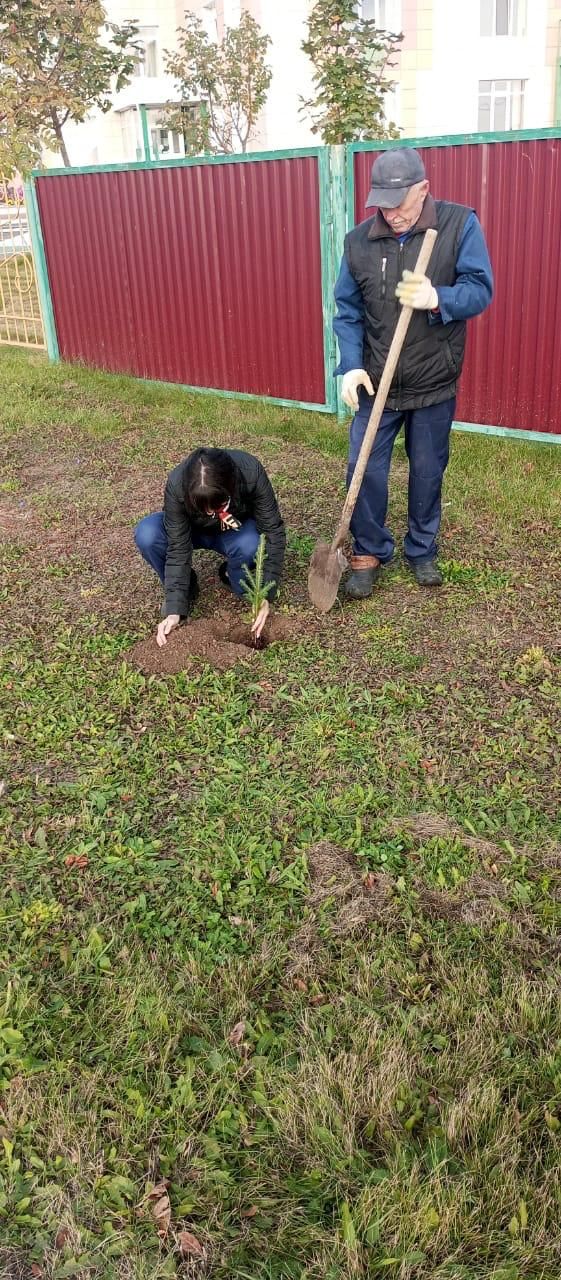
[
  {"x1": 54, "y1": 1226, "x2": 70, "y2": 1249},
  {"x1": 145, "y1": 1181, "x2": 171, "y2": 1238},
  {"x1": 363, "y1": 872, "x2": 377, "y2": 890},
  {"x1": 211, "y1": 881, "x2": 220, "y2": 898},
  {"x1": 64, "y1": 854, "x2": 89, "y2": 869},
  {"x1": 293, "y1": 978, "x2": 308, "y2": 992},
  {"x1": 241, "y1": 1205, "x2": 259, "y2": 1218},
  {"x1": 178, "y1": 1229, "x2": 204, "y2": 1259},
  {"x1": 31, "y1": 1267, "x2": 43, "y2": 1278},
  {"x1": 228, "y1": 1021, "x2": 246, "y2": 1047}
]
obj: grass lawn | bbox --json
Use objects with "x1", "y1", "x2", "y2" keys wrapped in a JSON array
[{"x1": 1, "y1": 346, "x2": 561, "y2": 1280}]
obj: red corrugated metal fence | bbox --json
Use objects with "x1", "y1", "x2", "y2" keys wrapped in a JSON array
[
  {"x1": 353, "y1": 139, "x2": 561, "y2": 435},
  {"x1": 34, "y1": 138, "x2": 561, "y2": 434},
  {"x1": 35, "y1": 156, "x2": 327, "y2": 405}
]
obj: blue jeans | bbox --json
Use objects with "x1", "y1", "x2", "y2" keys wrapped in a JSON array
[
  {"x1": 134, "y1": 512, "x2": 260, "y2": 597},
  {"x1": 347, "y1": 394, "x2": 456, "y2": 563}
]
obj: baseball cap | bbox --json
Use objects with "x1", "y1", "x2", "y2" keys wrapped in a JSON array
[{"x1": 366, "y1": 148, "x2": 426, "y2": 209}]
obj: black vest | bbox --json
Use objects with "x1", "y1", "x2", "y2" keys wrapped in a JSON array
[{"x1": 344, "y1": 196, "x2": 472, "y2": 410}]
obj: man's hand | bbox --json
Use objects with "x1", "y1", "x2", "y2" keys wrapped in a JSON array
[
  {"x1": 341, "y1": 368, "x2": 374, "y2": 411},
  {"x1": 156, "y1": 613, "x2": 180, "y2": 648},
  {"x1": 396, "y1": 270, "x2": 438, "y2": 311},
  {"x1": 252, "y1": 600, "x2": 270, "y2": 639}
]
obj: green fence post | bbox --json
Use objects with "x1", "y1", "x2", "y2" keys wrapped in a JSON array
[
  {"x1": 318, "y1": 148, "x2": 337, "y2": 413},
  {"x1": 319, "y1": 145, "x2": 348, "y2": 419},
  {"x1": 139, "y1": 104, "x2": 151, "y2": 162},
  {"x1": 25, "y1": 177, "x2": 59, "y2": 361},
  {"x1": 330, "y1": 145, "x2": 349, "y2": 421}
]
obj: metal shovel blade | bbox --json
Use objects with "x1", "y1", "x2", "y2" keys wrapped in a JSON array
[{"x1": 307, "y1": 541, "x2": 348, "y2": 613}]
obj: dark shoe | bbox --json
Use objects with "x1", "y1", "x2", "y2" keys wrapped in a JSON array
[
  {"x1": 344, "y1": 555, "x2": 381, "y2": 599},
  {"x1": 407, "y1": 558, "x2": 443, "y2": 587},
  {"x1": 218, "y1": 561, "x2": 233, "y2": 590}
]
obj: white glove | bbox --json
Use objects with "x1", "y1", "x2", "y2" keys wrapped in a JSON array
[
  {"x1": 395, "y1": 270, "x2": 438, "y2": 311},
  {"x1": 341, "y1": 368, "x2": 374, "y2": 411},
  {"x1": 156, "y1": 613, "x2": 180, "y2": 648}
]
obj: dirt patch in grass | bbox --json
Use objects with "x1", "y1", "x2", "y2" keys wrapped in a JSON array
[
  {"x1": 415, "y1": 873, "x2": 509, "y2": 926},
  {"x1": 128, "y1": 611, "x2": 297, "y2": 674},
  {"x1": 288, "y1": 842, "x2": 396, "y2": 974}
]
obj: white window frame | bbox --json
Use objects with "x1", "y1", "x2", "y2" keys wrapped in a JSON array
[
  {"x1": 361, "y1": 0, "x2": 401, "y2": 31},
  {"x1": 478, "y1": 78, "x2": 525, "y2": 131},
  {"x1": 480, "y1": 0, "x2": 526, "y2": 38},
  {"x1": 135, "y1": 27, "x2": 158, "y2": 78}
]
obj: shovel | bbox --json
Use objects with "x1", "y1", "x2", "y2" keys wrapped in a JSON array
[{"x1": 308, "y1": 227, "x2": 438, "y2": 612}]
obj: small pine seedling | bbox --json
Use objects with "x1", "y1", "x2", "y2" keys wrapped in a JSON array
[{"x1": 240, "y1": 533, "x2": 275, "y2": 646}]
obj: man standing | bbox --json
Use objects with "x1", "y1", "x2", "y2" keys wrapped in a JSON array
[{"x1": 334, "y1": 147, "x2": 493, "y2": 596}]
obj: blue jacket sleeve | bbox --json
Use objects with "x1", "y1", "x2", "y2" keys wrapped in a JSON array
[
  {"x1": 432, "y1": 212, "x2": 493, "y2": 325},
  {"x1": 333, "y1": 254, "x2": 365, "y2": 375}
]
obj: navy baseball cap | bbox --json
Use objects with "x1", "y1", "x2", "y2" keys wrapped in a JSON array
[{"x1": 366, "y1": 148, "x2": 426, "y2": 209}]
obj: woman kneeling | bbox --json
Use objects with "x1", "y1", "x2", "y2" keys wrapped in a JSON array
[{"x1": 134, "y1": 447, "x2": 286, "y2": 648}]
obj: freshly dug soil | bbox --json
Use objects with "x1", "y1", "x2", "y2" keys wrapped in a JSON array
[{"x1": 128, "y1": 612, "x2": 295, "y2": 675}]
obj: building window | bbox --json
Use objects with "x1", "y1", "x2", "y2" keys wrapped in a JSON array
[
  {"x1": 149, "y1": 126, "x2": 185, "y2": 159},
  {"x1": 135, "y1": 28, "x2": 158, "y2": 77},
  {"x1": 480, "y1": 0, "x2": 526, "y2": 37},
  {"x1": 478, "y1": 79, "x2": 525, "y2": 130},
  {"x1": 361, "y1": 0, "x2": 401, "y2": 29}
]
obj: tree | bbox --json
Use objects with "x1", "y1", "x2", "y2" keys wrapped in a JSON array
[
  {"x1": 0, "y1": 0, "x2": 139, "y2": 171},
  {"x1": 302, "y1": 0, "x2": 402, "y2": 144},
  {"x1": 163, "y1": 11, "x2": 272, "y2": 156}
]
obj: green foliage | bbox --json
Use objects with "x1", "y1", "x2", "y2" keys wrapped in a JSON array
[
  {"x1": 0, "y1": 0, "x2": 140, "y2": 170},
  {"x1": 240, "y1": 532, "x2": 275, "y2": 624},
  {"x1": 302, "y1": 0, "x2": 402, "y2": 144},
  {"x1": 163, "y1": 11, "x2": 272, "y2": 156}
]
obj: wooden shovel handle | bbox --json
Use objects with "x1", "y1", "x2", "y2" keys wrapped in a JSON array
[{"x1": 331, "y1": 226, "x2": 438, "y2": 553}]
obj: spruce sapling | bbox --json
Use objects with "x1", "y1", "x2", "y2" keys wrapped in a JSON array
[{"x1": 240, "y1": 533, "x2": 275, "y2": 648}]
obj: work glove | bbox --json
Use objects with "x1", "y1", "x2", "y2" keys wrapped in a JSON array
[
  {"x1": 396, "y1": 270, "x2": 438, "y2": 311},
  {"x1": 341, "y1": 368, "x2": 374, "y2": 411}
]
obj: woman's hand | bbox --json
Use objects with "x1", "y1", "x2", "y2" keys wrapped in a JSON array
[
  {"x1": 251, "y1": 600, "x2": 270, "y2": 639},
  {"x1": 156, "y1": 614, "x2": 180, "y2": 647}
]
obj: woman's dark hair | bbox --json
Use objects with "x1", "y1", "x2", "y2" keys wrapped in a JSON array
[{"x1": 183, "y1": 448, "x2": 240, "y2": 517}]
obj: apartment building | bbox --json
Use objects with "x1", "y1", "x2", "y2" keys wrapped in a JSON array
[{"x1": 52, "y1": 0, "x2": 561, "y2": 167}]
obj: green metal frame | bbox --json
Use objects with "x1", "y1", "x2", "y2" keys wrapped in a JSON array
[
  {"x1": 318, "y1": 147, "x2": 345, "y2": 414},
  {"x1": 31, "y1": 145, "x2": 326, "y2": 180},
  {"x1": 25, "y1": 177, "x2": 59, "y2": 361},
  {"x1": 130, "y1": 377, "x2": 332, "y2": 415},
  {"x1": 139, "y1": 104, "x2": 151, "y2": 162},
  {"x1": 452, "y1": 421, "x2": 561, "y2": 446}
]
